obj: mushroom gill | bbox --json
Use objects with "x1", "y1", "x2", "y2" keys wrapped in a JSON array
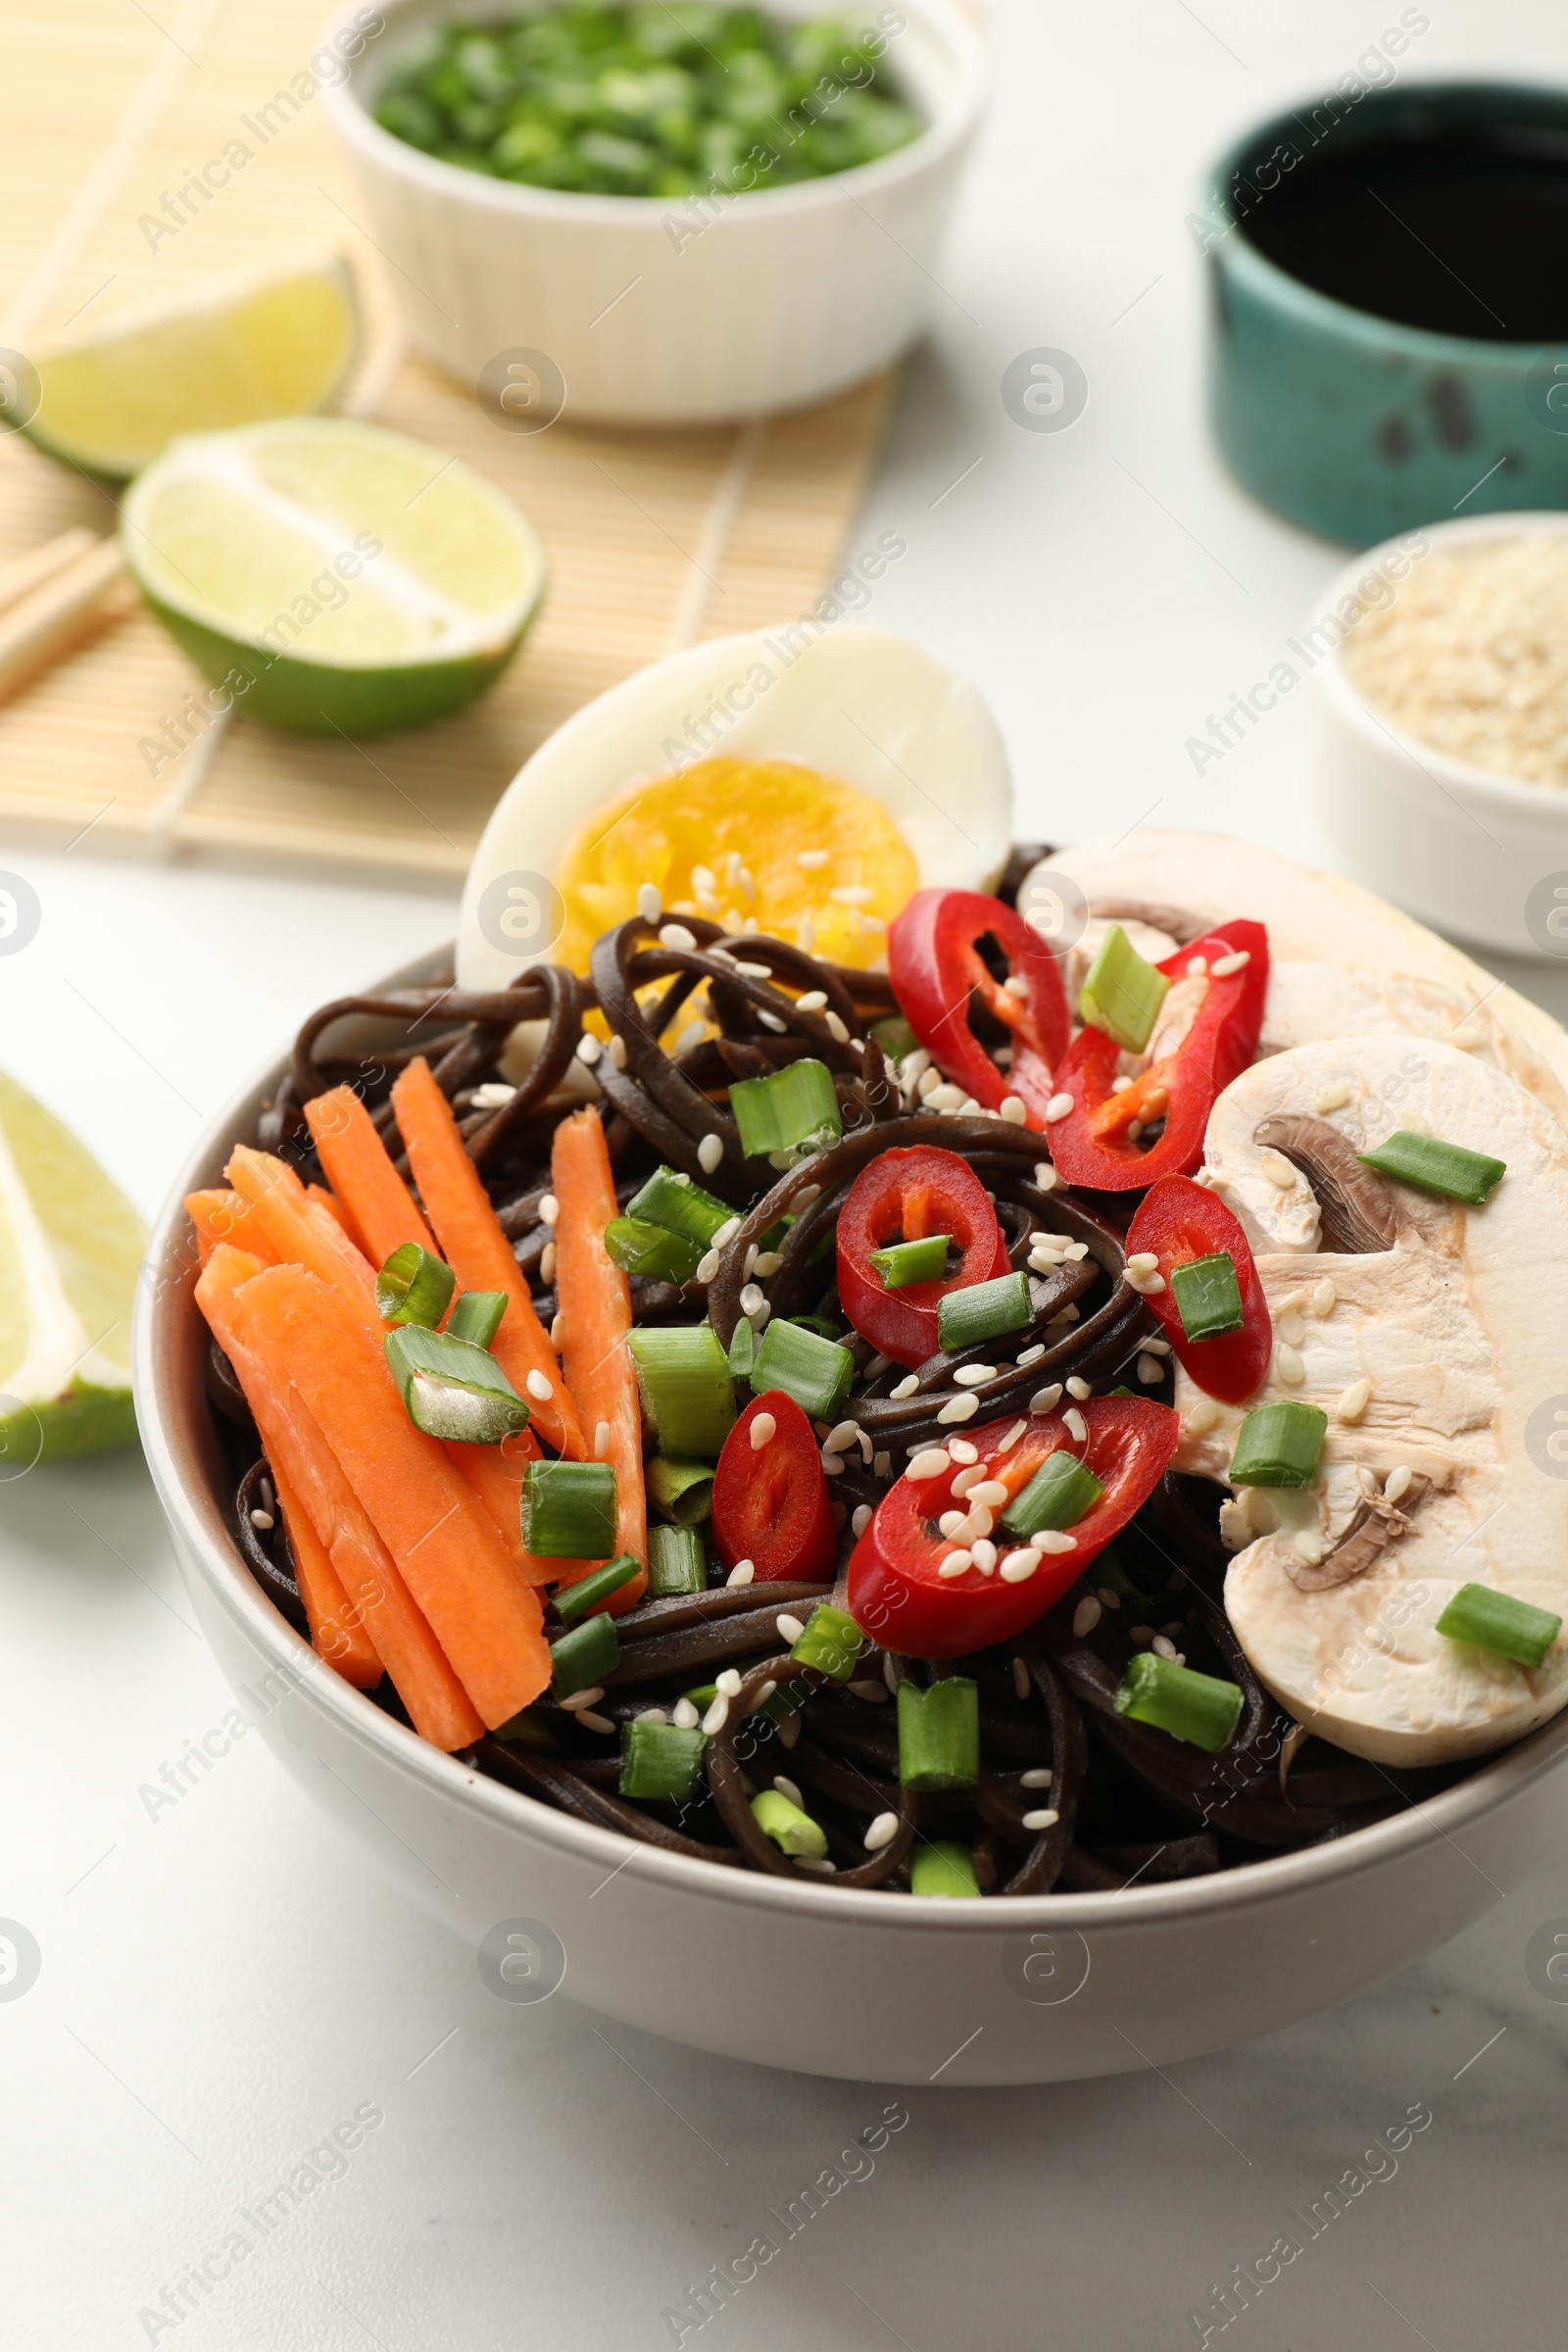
[
  {"x1": 1287, "y1": 1475, "x2": 1433, "y2": 1592},
  {"x1": 1088, "y1": 895, "x2": 1211, "y2": 946},
  {"x1": 1252, "y1": 1113, "x2": 1398, "y2": 1253}
]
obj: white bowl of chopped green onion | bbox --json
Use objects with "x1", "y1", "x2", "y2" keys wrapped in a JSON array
[{"x1": 321, "y1": 0, "x2": 987, "y2": 423}]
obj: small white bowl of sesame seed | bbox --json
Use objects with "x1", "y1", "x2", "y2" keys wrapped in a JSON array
[{"x1": 1311, "y1": 511, "x2": 1568, "y2": 961}]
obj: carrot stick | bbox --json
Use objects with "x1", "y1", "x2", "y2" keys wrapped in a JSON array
[
  {"x1": 196, "y1": 1247, "x2": 482, "y2": 1749},
  {"x1": 307, "y1": 1180, "x2": 361, "y2": 1250},
  {"x1": 227, "y1": 1145, "x2": 378, "y2": 1312},
  {"x1": 305, "y1": 1087, "x2": 437, "y2": 1267},
  {"x1": 184, "y1": 1188, "x2": 275, "y2": 1269},
  {"x1": 271, "y1": 1463, "x2": 383, "y2": 1690},
  {"x1": 228, "y1": 1258, "x2": 551, "y2": 1726},
  {"x1": 551, "y1": 1106, "x2": 646, "y2": 1606},
  {"x1": 392, "y1": 1056, "x2": 585, "y2": 1460}
]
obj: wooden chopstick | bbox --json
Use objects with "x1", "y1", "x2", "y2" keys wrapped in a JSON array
[
  {"x1": 0, "y1": 535, "x2": 128, "y2": 706},
  {"x1": 0, "y1": 527, "x2": 100, "y2": 621}
]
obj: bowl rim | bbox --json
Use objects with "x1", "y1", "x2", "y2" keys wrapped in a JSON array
[
  {"x1": 1312, "y1": 509, "x2": 1568, "y2": 815},
  {"x1": 319, "y1": 0, "x2": 988, "y2": 227},
  {"x1": 132, "y1": 938, "x2": 1568, "y2": 1939},
  {"x1": 1202, "y1": 74, "x2": 1568, "y2": 366}
]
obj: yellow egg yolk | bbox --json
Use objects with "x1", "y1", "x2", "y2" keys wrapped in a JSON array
[{"x1": 554, "y1": 757, "x2": 919, "y2": 974}]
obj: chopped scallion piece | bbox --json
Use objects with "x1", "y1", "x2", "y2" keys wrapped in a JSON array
[
  {"x1": 1079, "y1": 922, "x2": 1170, "y2": 1054},
  {"x1": 790, "y1": 1602, "x2": 863, "y2": 1682},
  {"x1": 1436, "y1": 1583, "x2": 1562, "y2": 1669},
  {"x1": 382, "y1": 1325, "x2": 528, "y2": 1445},
  {"x1": 552, "y1": 1552, "x2": 641, "y2": 1624},
  {"x1": 1357, "y1": 1130, "x2": 1505, "y2": 1205},
  {"x1": 522, "y1": 1459, "x2": 618, "y2": 1558},
  {"x1": 897, "y1": 1677, "x2": 979, "y2": 1789},
  {"x1": 491, "y1": 1710, "x2": 557, "y2": 1751},
  {"x1": 444, "y1": 1288, "x2": 506, "y2": 1348},
  {"x1": 627, "y1": 1324, "x2": 736, "y2": 1457},
  {"x1": 619, "y1": 1720, "x2": 707, "y2": 1803},
  {"x1": 1092, "y1": 1543, "x2": 1152, "y2": 1616},
  {"x1": 604, "y1": 1215, "x2": 704, "y2": 1285},
  {"x1": 623, "y1": 1164, "x2": 733, "y2": 1248},
  {"x1": 871, "y1": 1012, "x2": 918, "y2": 1062},
  {"x1": 1170, "y1": 1250, "x2": 1244, "y2": 1343},
  {"x1": 750, "y1": 1788, "x2": 828, "y2": 1859},
  {"x1": 750, "y1": 1316, "x2": 855, "y2": 1420},
  {"x1": 1229, "y1": 1399, "x2": 1326, "y2": 1488},
  {"x1": 910, "y1": 1841, "x2": 980, "y2": 1897},
  {"x1": 1000, "y1": 1447, "x2": 1103, "y2": 1539},
  {"x1": 870, "y1": 1233, "x2": 951, "y2": 1289},
  {"x1": 728, "y1": 1057, "x2": 842, "y2": 1165},
  {"x1": 376, "y1": 1242, "x2": 455, "y2": 1328},
  {"x1": 936, "y1": 1269, "x2": 1033, "y2": 1352},
  {"x1": 549, "y1": 1609, "x2": 618, "y2": 1695},
  {"x1": 646, "y1": 1455, "x2": 713, "y2": 1527},
  {"x1": 647, "y1": 1522, "x2": 707, "y2": 1595},
  {"x1": 727, "y1": 1313, "x2": 756, "y2": 1384},
  {"x1": 1114, "y1": 1652, "x2": 1243, "y2": 1751}
]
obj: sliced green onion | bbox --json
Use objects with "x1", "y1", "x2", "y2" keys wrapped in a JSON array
[
  {"x1": 790, "y1": 1603, "x2": 863, "y2": 1682},
  {"x1": 1357, "y1": 1130, "x2": 1506, "y2": 1205},
  {"x1": 647, "y1": 1522, "x2": 707, "y2": 1595},
  {"x1": 728, "y1": 1057, "x2": 843, "y2": 1165},
  {"x1": 1229, "y1": 1399, "x2": 1326, "y2": 1488},
  {"x1": 552, "y1": 1552, "x2": 642, "y2": 1624},
  {"x1": 751, "y1": 1787, "x2": 828, "y2": 1860},
  {"x1": 646, "y1": 1455, "x2": 713, "y2": 1527},
  {"x1": 604, "y1": 1215, "x2": 704, "y2": 1285},
  {"x1": 897, "y1": 1677, "x2": 979, "y2": 1790},
  {"x1": 1170, "y1": 1251, "x2": 1244, "y2": 1343},
  {"x1": 750, "y1": 1316, "x2": 854, "y2": 1420},
  {"x1": 376, "y1": 1242, "x2": 455, "y2": 1328},
  {"x1": 1093, "y1": 1543, "x2": 1152, "y2": 1616},
  {"x1": 491, "y1": 1709, "x2": 557, "y2": 1750},
  {"x1": 1079, "y1": 922, "x2": 1170, "y2": 1054},
  {"x1": 937, "y1": 1269, "x2": 1033, "y2": 1353},
  {"x1": 549, "y1": 1609, "x2": 618, "y2": 1695},
  {"x1": 444, "y1": 1288, "x2": 506, "y2": 1348},
  {"x1": 726, "y1": 1313, "x2": 756, "y2": 1384},
  {"x1": 1114, "y1": 1652, "x2": 1243, "y2": 1751},
  {"x1": 910, "y1": 1841, "x2": 980, "y2": 1898},
  {"x1": 623, "y1": 1164, "x2": 733, "y2": 1248},
  {"x1": 619, "y1": 1720, "x2": 706, "y2": 1802},
  {"x1": 871, "y1": 1012, "x2": 918, "y2": 1062},
  {"x1": 627, "y1": 1324, "x2": 736, "y2": 1456},
  {"x1": 383, "y1": 1325, "x2": 529, "y2": 1445},
  {"x1": 522, "y1": 1459, "x2": 618, "y2": 1558},
  {"x1": 870, "y1": 1234, "x2": 951, "y2": 1289},
  {"x1": 1000, "y1": 1448, "x2": 1103, "y2": 1539},
  {"x1": 1436, "y1": 1583, "x2": 1562, "y2": 1669}
]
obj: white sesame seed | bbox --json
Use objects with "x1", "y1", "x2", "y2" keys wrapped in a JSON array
[
  {"x1": 749, "y1": 1412, "x2": 776, "y2": 1451},
  {"x1": 1050, "y1": 1305, "x2": 1081, "y2": 1325},
  {"x1": 1065, "y1": 1376, "x2": 1092, "y2": 1400},
  {"x1": 1045, "y1": 1092, "x2": 1074, "y2": 1122},
  {"x1": 906, "y1": 1448, "x2": 951, "y2": 1482},
  {"x1": 1314, "y1": 1081, "x2": 1352, "y2": 1116},
  {"x1": 949, "y1": 1440, "x2": 979, "y2": 1465},
  {"x1": 1002, "y1": 972, "x2": 1031, "y2": 1000},
  {"x1": 470, "y1": 1081, "x2": 516, "y2": 1108},
  {"x1": 848, "y1": 1679, "x2": 887, "y2": 1702},
  {"x1": 559, "y1": 1686, "x2": 606, "y2": 1710},
  {"x1": 1030, "y1": 1384, "x2": 1064, "y2": 1415},
  {"x1": 677, "y1": 1018, "x2": 707, "y2": 1053},
  {"x1": 938, "y1": 1550, "x2": 973, "y2": 1579},
  {"x1": 1125, "y1": 1267, "x2": 1166, "y2": 1296},
  {"x1": 826, "y1": 1419, "x2": 858, "y2": 1453},
  {"x1": 757, "y1": 1011, "x2": 789, "y2": 1036},
  {"x1": 891, "y1": 1374, "x2": 920, "y2": 1399},
  {"x1": 1138, "y1": 1354, "x2": 1163, "y2": 1385},
  {"x1": 794, "y1": 990, "x2": 829, "y2": 1016},
  {"x1": 938, "y1": 1395, "x2": 980, "y2": 1423},
  {"x1": 709, "y1": 1668, "x2": 741, "y2": 1699},
  {"x1": 250, "y1": 1507, "x2": 274, "y2": 1531},
  {"x1": 1152, "y1": 1633, "x2": 1178, "y2": 1659},
  {"x1": 539, "y1": 1194, "x2": 560, "y2": 1225},
  {"x1": 793, "y1": 1854, "x2": 835, "y2": 1875},
  {"x1": 659, "y1": 921, "x2": 698, "y2": 952},
  {"x1": 963, "y1": 1478, "x2": 1007, "y2": 1508},
  {"x1": 1020, "y1": 1766, "x2": 1054, "y2": 1788},
  {"x1": 526, "y1": 1369, "x2": 554, "y2": 1401},
  {"x1": 1384, "y1": 1463, "x2": 1413, "y2": 1503},
  {"x1": 939, "y1": 1509, "x2": 968, "y2": 1539},
  {"x1": 825, "y1": 1010, "x2": 851, "y2": 1044},
  {"x1": 1021, "y1": 1806, "x2": 1060, "y2": 1833},
  {"x1": 999, "y1": 1547, "x2": 1041, "y2": 1583},
  {"x1": 775, "y1": 1613, "x2": 807, "y2": 1644},
  {"x1": 695, "y1": 1249, "x2": 720, "y2": 1284},
  {"x1": 1064, "y1": 1406, "x2": 1088, "y2": 1443},
  {"x1": 551, "y1": 1312, "x2": 565, "y2": 1347},
  {"x1": 1098, "y1": 1586, "x2": 1120, "y2": 1610},
  {"x1": 1000, "y1": 1096, "x2": 1028, "y2": 1125},
  {"x1": 634, "y1": 1707, "x2": 669, "y2": 1725},
  {"x1": 1313, "y1": 1279, "x2": 1337, "y2": 1317},
  {"x1": 1016, "y1": 1344, "x2": 1047, "y2": 1368},
  {"x1": 776, "y1": 1708, "x2": 802, "y2": 1748},
  {"x1": 743, "y1": 914, "x2": 760, "y2": 933},
  {"x1": 1063, "y1": 1242, "x2": 1089, "y2": 1262},
  {"x1": 608, "y1": 1032, "x2": 628, "y2": 1070},
  {"x1": 1294, "y1": 1530, "x2": 1324, "y2": 1566},
  {"x1": 594, "y1": 1420, "x2": 612, "y2": 1459},
  {"x1": 874, "y1": 1451, "x2": 892, "y2": 1479},
  {"x1": 852, "y1": 1504, "x2": 873, "y2": 1537},
  {"x1": 726, "y1": 1559, "x2": 756, "y2": 1588},
  {"x1": 1039, "y1": 1531, "x2": 1078, "y2": 1555},
  {"x1": 970, "y1": 1539, "x2": 998, "y2": 1574},
  {"x1": 702, "y1": 1693, "x2": 730, "y2": 1734},
  {"x1": 1183, "y1": 1397, "x2": 1220, "y2": 1435},
  {"x1": 575, "y1": 1033, "x2": 603, "y2": 1066},
  {"x1": 1259, "y1": 1148, "x2": 1298, "y2": 1191},
  {"x1": 1034, "y1": 1160, "x2": 1058, "y2": 1191},
  {"x1": 1142, "y1": 1336, "x2": 1172, "y2": 1354},
  {"x1": 925, "y1": 1082, "x2": 964, "y2": 1109},
  {"x1": 1186, "y1": 954, "x2": 1208, "y2": 977},
  {"x1": 995, "y1": 1420, "x2": 1027, "y2": 1455},
  {"x1": 576, "y1": 1710, "x2": 615, "y2": 1735},
  {"x1": 1127, "y1": 1251, "x2": 1158, "y2": 1274},
  {"x1": 636, "y1": 882, "x2": 662, "y2": 923},
  {"x1": 954, "y1": 1364, "x2": 996, "y2": 1388},
  {"x1": 739, "y1": 1282, "x2": 765, "y2": 1317},
  {"x1": 1276, "y1": 1343, "x2": 1305, "y2": 1386},
  {"x1": 698, "y1": 1134, "x2": 724, "y2": 1174},
  {"x1": 822, "y1": 1452, "x2": 845, "y2": 1477},
  {"x1": 1210, "y1": 949, "x2": 1250, "y2": 977},
  {"x1": 710, "y1": 1215, "x2": 741, "y2": 1247},
  {"x1": 830, "y1": 884, "x2": 873, "y2": 906},
  {"x1": 671, "y1": 1696, "x2": 700, "y2": 1729},
  {"x1": 863, "y1": 1810, "x2": 900, "y2": 1851}
]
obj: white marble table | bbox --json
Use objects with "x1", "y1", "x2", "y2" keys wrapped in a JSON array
[{"x1": 5, "y1": 3, "x2": 1568, "y2": 2345}]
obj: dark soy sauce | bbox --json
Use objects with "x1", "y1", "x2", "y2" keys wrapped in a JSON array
[{"x1": 1239, "y1": 121, "x2": 1568, "y2": 343}]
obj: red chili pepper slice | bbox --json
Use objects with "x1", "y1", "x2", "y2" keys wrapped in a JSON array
[
  {"x1": 888, "y1": 887, "x2": 1071, "y2": 1124},
  {"x1": 1045, "y1": 921, "x2": 1269, "y2": 1193},
  {"x1": 710, "y1": 1390, "x2": 837, "y2": 1584},
  {"x1": 847, "y1": 1396, "x2": 1178, "y2": 1659},
  {"x1": 836, "y1": 1145, "x2": 1011, "y2": 1370},
  {"x1": 1125, "y1": 1174, "x2": 1272, "y2": 1405}
]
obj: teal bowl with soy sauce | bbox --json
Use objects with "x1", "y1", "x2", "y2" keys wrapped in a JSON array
[{"x1": 1203, "y1": 79, "x2": 1568, "y2": 547}]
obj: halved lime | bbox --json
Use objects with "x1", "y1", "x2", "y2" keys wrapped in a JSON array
[
  {"x1": 24, "y1": 254, "x2": 361, "y2": 480},
  {"x1": 122, "y1": 416, "x2": 547, "y2": 734},
  {"x1": 0, "y1": 1070, "x2": 144, "y2": 1466}
]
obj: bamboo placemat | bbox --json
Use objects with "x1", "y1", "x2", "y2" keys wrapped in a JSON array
[{"x1": 0, "y1": 0, "x2": 894, "y2": 881}]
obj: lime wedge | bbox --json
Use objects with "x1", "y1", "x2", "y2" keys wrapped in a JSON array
[
  {"x1": 24, "y1": 255, "x2": 361, "y2": 480},
  {"x1": 0, "y1": 1070, "x2": 144, "y2": 1468},
  {"x1": 122, "y1": 416, "x2": 546, "y2": 735}
]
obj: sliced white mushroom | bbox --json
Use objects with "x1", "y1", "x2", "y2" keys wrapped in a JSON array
[{"x1": 1174, "y1": 1034, "x2": 1568, "y2": 1767}]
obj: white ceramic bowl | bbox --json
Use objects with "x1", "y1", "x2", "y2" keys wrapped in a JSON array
[
  {"x1": 321, "y1": 0, "x2": 986, "y2": 424},
  {"x1": 1311, "y1": 512, "x2": 1568, "y2": 962},
  {"x1": 133, "y1": 947, "x2": 1568, "y2": 2084}
]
